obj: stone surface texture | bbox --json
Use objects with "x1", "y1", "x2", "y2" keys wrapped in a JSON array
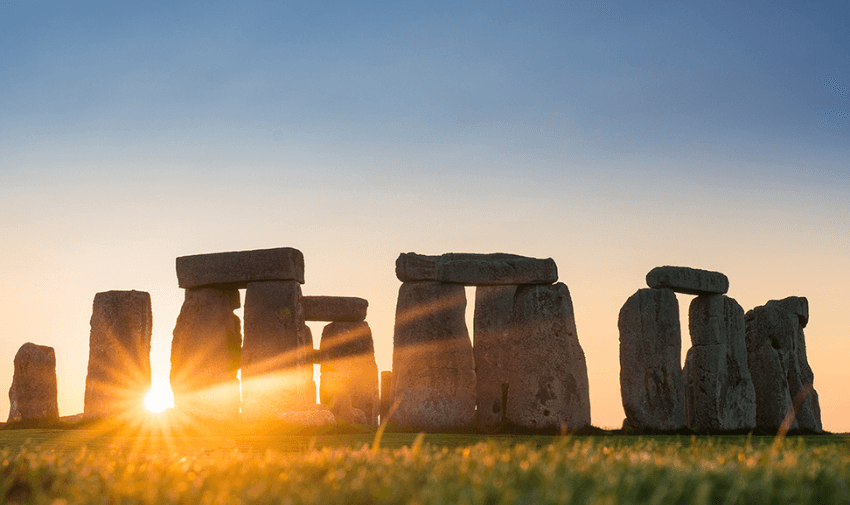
[
  {"x1": 396, "y1": 252, "x2": 558, "y2": 285},
  {"x1": 84, "y1": 290, "x2": 152, "y2": 418},
  {"x1": 503, "y1": 283, "x2": 591, "y2": 431},
  {"x1": 302, "y1": 296, "x2": 368, "y2": 322},
  {"x1": 473, "y1": 285, "x2": 518, "y2": 428},
  {"x1": 684, "y1": 295, "x2": 756, "y2": 431},
  {"x1": 170, "y1": 287, "x2": 242, "y2": 418},
  {"x1": 391, "y1": 281, "x2": 476, "y2": 429},
  {"x1": 618, "y1": 288, "x2": 687, "y2": 431},
  {"x1": 645, "y1": 266, "x2": 729, "y2": 295},
  {"x1": 7, "y1": 343, "x2": 59, "y2": 422},
  {"x1": 380, "y1": 370, "x2": 393, "y2": 423},
  {"x1": 176, "y1": 247, "x2": 305, "y2": 289},
  {"x1": 745, "y1": 296, "x2": 822, "y2": 432},
  {"x1": 319, "y1": 321, "x2": 379, "y2": 425},
  {"x1": 241, "y1": 281, "x2": 307, "y2": 419}
]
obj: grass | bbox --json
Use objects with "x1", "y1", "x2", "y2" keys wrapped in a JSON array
[{"x1": 0, "y1": 423, "x2": 848, "y2": 504}]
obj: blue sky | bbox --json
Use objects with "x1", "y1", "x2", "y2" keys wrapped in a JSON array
[{"x1": 1, "y1": 0, "x2": 848, "y2": 429}]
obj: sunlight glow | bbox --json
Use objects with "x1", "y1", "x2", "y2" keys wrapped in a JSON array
[{"x1": 144, "y1": 383, "x2": 175, "y2": 413}]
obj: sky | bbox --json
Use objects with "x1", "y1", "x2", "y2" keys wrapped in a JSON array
[{"x1": 1, "y1": 0, "x2": 848, "y2": 430}]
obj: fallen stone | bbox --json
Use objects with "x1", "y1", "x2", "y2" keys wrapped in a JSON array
[
  {"x1": 319, "y1": 321, "x2": 379, "y2": 425},
  {"x1": 241, "y1": 281, "x2": 307, "y2": 419},
  {"x1": 745, "y1": 297, "x2": 821, "y2": 432},
  {"x1": 396, "y1": 252, "x2": 558, "y2": 285},
  {"x1": 618, "y1": 288, "x2": 687, "y2": 431},
  {"x1": 8, "y1": 343, "x2": 59, "y2": 422},
  {"x1": 176, "y1": 247, "x2": 305, "y2": 289},
  {"x1": 504, "y1": 283, "x2": 591, "y2": 431},
  {"x1": 170, "y1": 287, "x2": 242, "y2": 418},
  {"x1": 277, "y1": 408, "x2": 336, "y2": 427},
  {"x1": 473, "y1": 285, "x2": 518, "y2": 428},
  {"x1": 684, "y1": 295, "x2": 756, "y2": 431},
  {"x1": 645, "y1": 266, "x2": 729, "y2": 295},
  {"x1": 391, "y1": 281, "x2": 476, "y2": 430},
  {"x1": 84, "y1": 290, "x2": 152, "y2": 418},
  {"x1": 302, "y1": 296, "x2": 368, "y2": 322}
]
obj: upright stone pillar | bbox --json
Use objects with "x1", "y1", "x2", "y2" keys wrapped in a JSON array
[
  {"x1": 391, "y1": 281, "x2": 475, "y2": 430},
  {"x1": 8, "y1": 343, "x2": 59, "y2": 422},
  {"x1": 618, "y1": 288, "x2": 687, "y2": 431},
  {"x1": 242, "y1": 280, "x2": 306, "y2": 419},
  {"x1": 171, "y1": 287, "x2": 242, "y2": 418},
  {"x1": 319, "y1": 321, "x2": 379, "y2": 425},
  {"x1": 745, "y1": 296, "x2": 821, "y2": 433},
  {"x1": 473, "y1": 285, "x2": 517, "y2": 428},
  {"x1": 505, "y1": 283, "x2": 590, "y2": 431},
  {"x1": 684, "y1": 294, "x2": 756, "y2": 431},
  {"x1": 84, "y1": 290, "x2": 152, "y2": 418}
]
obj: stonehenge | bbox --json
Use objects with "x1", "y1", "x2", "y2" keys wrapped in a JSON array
[
  {"x1": 8, "y1": 343, "x2": 59, "y2": 422},
  {"x1": 392, "y1": 252, "x2": 590, "y2": 432},
  {"x1": 620, "y1": 266, "x2": 819, "y2": 433},
  {"x1": 84, "y1": 290, "x2": 152, "y2": 418}
]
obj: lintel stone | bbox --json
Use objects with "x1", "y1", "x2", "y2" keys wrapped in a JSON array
[
  {"x1": 396, "y1": 252, "x2": 557, "y2": 285},
  {"x1": 646, "y1": 266, "x2": 729, "y2": 295},
  {"x1": 176, "y1": 247, "x2": 304, "y2": 288},
  {"x1": 303, "y1": 296, "x2": 368, "y2": 322}
]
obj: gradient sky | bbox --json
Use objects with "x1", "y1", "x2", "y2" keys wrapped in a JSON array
[{"x1": 1, "y1": 0, "x2": 848, "y2": 430}]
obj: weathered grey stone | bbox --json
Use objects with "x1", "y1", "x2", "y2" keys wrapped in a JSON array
[
  {"x1": 319, "y1": 321, "x2": 379, "y2": 425},
  {"x1": 176, "y1": 247, "x2": 305, "y2": 289},
  {"x1": 303, "y1": 296, "x2": 368, "y2": 322},
  {"x1": 745, "y1": 297, "x2": 821, "y2": 432},
  {"x1": 391, "y1": 281, "x2": 476, "y2": 430},
  {"x1": 8, "y1": 343, "x2": 59, "y2": 422},
  {"x1": 84, "y1": 290, "x2": 152, "y2": 418},
  {"x1": 684, "y1": 295, "x2": 756, "y2": 431},
  {"x1": 380, "y1": 370, "x2": 393, "y2": 422},
  {"x1": 170, "y1": 287, "x2": 242, "y2": 418},
  {"x1": 618, "y1": 288, "x2": 687, "y2": 431},
  {"x1": 504, "y1": 283, "x2": 591, "y2": 431},
  {"x1": 473, "y1": 285, "x2": 518, "y2": 428},
  {"x1": 241, "y1": 281, "x2": 307, "y2": 419},
  {"x1": 646, "y1": 266, "x2": 729, "y2": 295},
  {"x1": 396, "y1": 252, "x2": 558, "y2": 285}
]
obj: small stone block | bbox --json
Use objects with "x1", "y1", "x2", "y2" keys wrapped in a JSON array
[
  {"x1": 646, "y1": 266, "x2": 729, "y2": 295},
  {"x1": 176, "y1": 247, "x2": 305, "y2": 288},
  {"x1": 396, "y1": 252, "x2": 558, "y2": 285},
  {"x1": 302, "y1": 296, "x2": 368, "y2": 322}
]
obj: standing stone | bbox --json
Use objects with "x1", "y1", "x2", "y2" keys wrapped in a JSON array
[
  {"x1": 396, "y1": 253, "x2": 558, "y2": 285},
  {"x1": 380, "y1": 370, "x2": 393, "y2": 423},
  {"x1": 473, "y1": 285, "x2": 518, "y2": 428},
  {"x1": 391, "y1": 281, "x2": 475, "y2": 430},
  {"x1": 684, "y1": 295, "x2": 756, "y2": 431},
  {"x1": 84, "y1": 290, "x2": 152, "y2": 418},
  {"x1": 504, "y1": 283, "x2": 590, "y2": 431},
  {"x1": 618, "y1": 288, "x2": 687, "y2": 431},
  {"x1": 170, "y1": 287, "x2": 242, "y2": 418},
  {"x1": 8, "y1": 343, "x2": 59, "y2": 422},
  {"x1": 745, "y1": 297, "x2": 821, "y2": 432},
  {"x1": 242, "y1": 281, "x2": 306, "y2": 419},
  {"x1": 319, "y1": 321, "x2": 379, "y2": 425},
  {"x1": 300, "y1": 325, "x2": 317, "y2": 405},
  {"x1": 646, "y1": 266, "x2": 729, "y2": 295}
]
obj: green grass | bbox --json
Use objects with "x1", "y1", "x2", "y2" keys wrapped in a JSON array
[{"x1": 0, "y1": 428, "x2": 848, "y2": 504}]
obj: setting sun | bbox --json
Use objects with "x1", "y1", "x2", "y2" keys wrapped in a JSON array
[{"x1": 144, "y1": 383, "x2": 175, "y2": 413}]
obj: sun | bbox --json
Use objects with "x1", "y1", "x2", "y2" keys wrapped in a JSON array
[{"x1": 144, "y1": 383, "x2": 175, "y2": 413}]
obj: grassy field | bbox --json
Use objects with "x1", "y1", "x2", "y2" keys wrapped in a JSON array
[{"x1": 0, "y1": 425, "x2": 848, "y2": 504}]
